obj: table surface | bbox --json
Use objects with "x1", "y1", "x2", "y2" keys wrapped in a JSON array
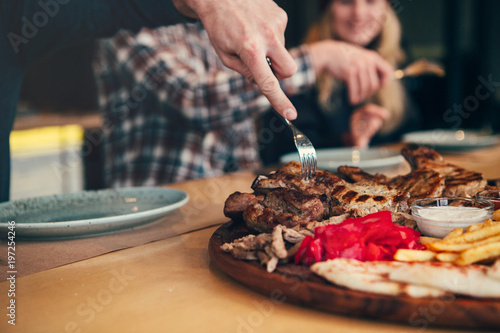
[
  {"x1": 14, "y1": 111, "x2": 102, "y2": 131},
  {"x1": 2, "y1": 144, "x2": 500, "y2": 333}
]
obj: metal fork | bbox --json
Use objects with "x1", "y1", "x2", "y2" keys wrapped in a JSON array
[{"x1": 266, "y1": 58, "x2": 317, "y2": 180}]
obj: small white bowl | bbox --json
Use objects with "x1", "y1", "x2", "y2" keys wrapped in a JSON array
[{"x1": 411, "y1": 197, "x2": 494, "y2": 238}]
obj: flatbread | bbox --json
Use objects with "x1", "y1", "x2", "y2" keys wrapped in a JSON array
[{"x1": 311, "y1": 258, "x2": 446, "y2": 298}]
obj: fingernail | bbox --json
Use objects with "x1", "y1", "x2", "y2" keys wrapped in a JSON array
[{"x1": 284, "y1": 108, "x2": 297, "y2": 120}]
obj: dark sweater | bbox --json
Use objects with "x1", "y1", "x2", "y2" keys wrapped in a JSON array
[{"x1": 0, "y1": 0, "x2": 189, "y2": 201}]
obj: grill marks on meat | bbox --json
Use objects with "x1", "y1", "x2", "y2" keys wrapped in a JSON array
[
  {"x1": 440, "y1": 168, "x2": 486, "y2": 197},
  {"x1": 224, "y1": 146, "x2": 485, "y2": 234},
  {"x1": 336, "y1": 146, "x2": 486, "y2": 201},
  {"x1": 243, "y1": 203, "x2": 302, "y2": 233},
  {"x1": 223, "y1": 192, "x2": 263, "y2": 221},
  {"x1": 386, "y1": 170, "x2": 445, "y2": 203},
  {"x1": 252, "y1": 162, "x2": 409, "y2": 217},
  {"x1": 332, "y1": 181, "x2": 409, "y2": 216},
  {"x1": 337, "y1": 166, "x2": 445, "y2": 204},
  {"x1": 224, "y1": 161, "x2": 410, "y2": 232},
  {"x1": 402, "y1": 146, "x2": 486, "y2": 197},
  {"x1": 262, "y1": 189, "x2": 335, "y2": 220},
  {"x1": 337, "y1": 166, "x2": 389, "y2": 184},
  {"x1": 225, "y1": 187, "x2": 340, "y2": 233},
  {"x1": 244, "y1": 189, "x2": 340, "y2": 233}
]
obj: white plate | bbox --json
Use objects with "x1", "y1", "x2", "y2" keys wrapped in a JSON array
[
  {"x1": 0, "y1": 187, "x2": 189, "y2": 239},
  {"x1": 280, "y1": 147, "x2": 405, "y2": 173},
  {"x1": 403, "y1": 129, "x2": 499, "y2": 151}
]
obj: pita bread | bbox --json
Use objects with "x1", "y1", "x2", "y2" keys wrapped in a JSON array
[
  {"x1": 311, "y1": 259, "x2": 446, "y2": 298},
  {"x1": 389, "y1": 261, "x2": 500, "y2": 298}
]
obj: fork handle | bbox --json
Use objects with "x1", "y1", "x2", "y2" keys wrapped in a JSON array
[{"x1": 266, "y1": 57, "x2": 292, "y2": 127}]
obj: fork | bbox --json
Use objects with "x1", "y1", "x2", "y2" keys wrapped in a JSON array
[
  {"x1": 266, "y1": 58, "x2": 317, "y2": 180},
  {"x1": 394, "y1": 59, "x2": 445, "y2": 79}
]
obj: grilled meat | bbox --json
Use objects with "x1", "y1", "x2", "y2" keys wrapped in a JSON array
[
  {"x1": 337, "y1": 146, "x2": 485, "y2": 200},
  {"x1": 223, "y1": 192, "x2": 263, "y2": 220},
  {"x1": 402, "y1": 146, "x2": 486, "y2": 197},
  {"x1": 337, "y1": 166, "x2": 389, "y2": 183},
  {"x1": 224, "y1": 145, "x2": 483, "y2": 234},
  {"x1": 386, "y1": 169, "x2": 446, "y2": 203},
  {"x1": 243, "y1": 189, "x2": 341, "y2": 233},
  {"x1": 253, "y1": 161, "x2": 409, "y2": 216},
  {"x1": 224, "y1": 161, "x2": 410, "y2": 232},
  {"x1": 243, "y1": 203, "x2": 303, "y2": 233},
  {"x1": 262, "y1": 189, "x2": 335, "y2": 220}
]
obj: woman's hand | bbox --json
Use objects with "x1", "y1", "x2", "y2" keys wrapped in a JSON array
[
  {"x1": 173, "y1": 0, "x2": 298, "y2": 120},
  {"x1": 308, "y1": 40, "x2": 394, "y2": 105},
  {"x1": 343, "y1": 103, "x2": 390, "y2": 148}
]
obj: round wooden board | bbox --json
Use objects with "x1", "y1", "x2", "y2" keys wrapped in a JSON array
[{"x1": 208, "y1": 221, "x2": 500, "y2": 329}]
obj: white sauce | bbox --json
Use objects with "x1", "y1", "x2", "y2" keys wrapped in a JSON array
[
  {"x1": 414, "y1": 206, "x2": 492, "y2": 238},
  {"x1": 417, "y1": 206, "x2": 491, "y2": 223}
]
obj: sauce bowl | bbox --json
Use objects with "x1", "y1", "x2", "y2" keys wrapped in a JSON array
[
  {"x1": 476, "y1": 189, "x2": 500, "y2": 210},
  {"x1": 411, "y1": 197, "x2": 494, "y2": 238}
]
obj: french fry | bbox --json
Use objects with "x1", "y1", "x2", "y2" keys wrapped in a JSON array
[
  {"x1": 443, "y1": 228, "x2": 463, "y2": 240},
  {"x1": 427, "y1": 235, "x2": 500, "y2": 252},
  {"x1": 414, "y1": 216, "x2": 500, "y2": 267},
  {"x1": 435, "y1": 252, "x2": 460, "y2": 262},
  {"x1": 466, "y1": 223, "x2": 484, "y2": 233},
  {"x1": 394, "y1": 249, "x2": 436, "y2": 262},
  {"x1": 454, "y1": 242, "x2": 500, "y2": 266},
  {"x1": 482, "y1": 219, "x2": 495, "y2": 228},
  {"x1": 492, "y1": 209, "x2": 500, "y2": 221},
  {"x1": 419, "y1": 236, "x2": 441, "y2": 244},
  {"x1": 440, "y1": 224, "x2": 500, "y2": 244}
]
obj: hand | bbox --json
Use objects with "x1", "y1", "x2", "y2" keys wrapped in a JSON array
[
  {"x1": 308, "y1": 40, "x2": 394, "y2": 105},
  {"x1": 173, "y1": 0, "x2": 298, "y2": 120},
  {"x1": 343, "y1": 104, "x2": 390, "y2": 148}
]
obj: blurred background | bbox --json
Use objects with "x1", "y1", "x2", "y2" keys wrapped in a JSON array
[{"x1": 12, "y1": 0, "x2": 500, "y2": 199}]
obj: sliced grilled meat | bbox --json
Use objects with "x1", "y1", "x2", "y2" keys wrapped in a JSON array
[
  {"x1": 244, "y1": 189, "x2": 341, "y2": 233},
  {"x1": 387, "y1": 169, "x2": 446, "y2": 203},
  {"x1": 337, "y1": 165, "x2": 446, "y2": 203},
  {"x1": 224, "y1": 192, "x2": 263, "y2": 220},
  {"x1": 243, "y1": 204, "x2": 303, "y2": 233},
  {"x1": 262, "y1": 189, "x2": 335, "y2": 220},
  {"x1": 337, "y1": 166, "x2": 389, "y2": 183},
  {"x1": 402, "y1": 146, "x2": 486, "y2": 197},
  {"x1": 253, "y1": 161, "x2": 410, "y2": 216}
]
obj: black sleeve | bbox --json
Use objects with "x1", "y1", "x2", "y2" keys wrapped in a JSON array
[{"x1": 1, "y1": 0, "x2": 191, "y2": 64}]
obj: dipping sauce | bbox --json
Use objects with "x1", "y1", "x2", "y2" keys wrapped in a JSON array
[
  {"x1": 411, "y1": 197, "x2": 494, "y2": 238},
  {"x1": 417, "y1": 206, "x2": 491, "y2": 223}
]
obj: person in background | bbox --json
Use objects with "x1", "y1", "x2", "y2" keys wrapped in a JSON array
[
  {"x1": 260, "y1": 0, "x2": 421, "y2": 164},
  {"x1": 0, "y1": 0, "x2": 298, "y2": 202},
  {"x1": 93, "y1": 20, "x2": 393, "y2": 187}
]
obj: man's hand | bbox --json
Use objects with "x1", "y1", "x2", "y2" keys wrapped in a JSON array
[
  {"x1": 343, "y1": 103, "x2": 390, "y2": 148},
  {"x1": 308, "y1": 40, "x2": 394, "y2": 106},
  {"x1": 173, "y1": 0, "x2": 298, "y2": 119}
]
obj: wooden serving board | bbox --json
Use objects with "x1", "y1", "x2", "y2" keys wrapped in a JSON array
[{"x1": 208, "y1": 221, "x2": 500, "y2": 329}]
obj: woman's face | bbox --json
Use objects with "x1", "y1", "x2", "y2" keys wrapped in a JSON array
[{"x1": 330, "y1": 0, "x2": 388, "y2": 47}]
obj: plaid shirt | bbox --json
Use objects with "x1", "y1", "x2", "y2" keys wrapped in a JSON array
[{"x1": 93, "y1": 22, "x2": 316, "y2": 187}]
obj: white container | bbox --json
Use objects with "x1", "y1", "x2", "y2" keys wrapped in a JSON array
[{"x1": 411, "y1": 197, "x2": 494, "y2": 238}]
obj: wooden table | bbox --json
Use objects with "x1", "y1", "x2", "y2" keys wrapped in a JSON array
[
  {"x1": 1, "y1": 144, "x2": 499, "y2": 333},
  {"x1": 13, "y1": 111, "x2": 102, "y2": 131}
]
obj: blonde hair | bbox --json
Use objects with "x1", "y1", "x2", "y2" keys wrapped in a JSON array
[{"x1": 305, "y1": 3, "x2": 405, "y2": 134}]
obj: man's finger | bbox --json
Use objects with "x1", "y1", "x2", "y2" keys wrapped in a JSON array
[
  {"x1": 266, "y1": 49, "x2": 297, "y2": 80},
  {"x1": 347, "y1": 69, "x2": 361, "y2": 105},
  {"x1": 218, "y1": 53, "x2": 255, "y2": 81},
  {"x1": 375, "y1": 57, "x2": 394, "y2": 86},
  {"x1": 363, "y1": 104, "x2": 391, "y2": 120},
  {"x1": 358, "y1": 62, "x2": 370, "y2": 102},
  {"x1": 242, "y1": 52, "x2": 297, "y2": 119}
]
